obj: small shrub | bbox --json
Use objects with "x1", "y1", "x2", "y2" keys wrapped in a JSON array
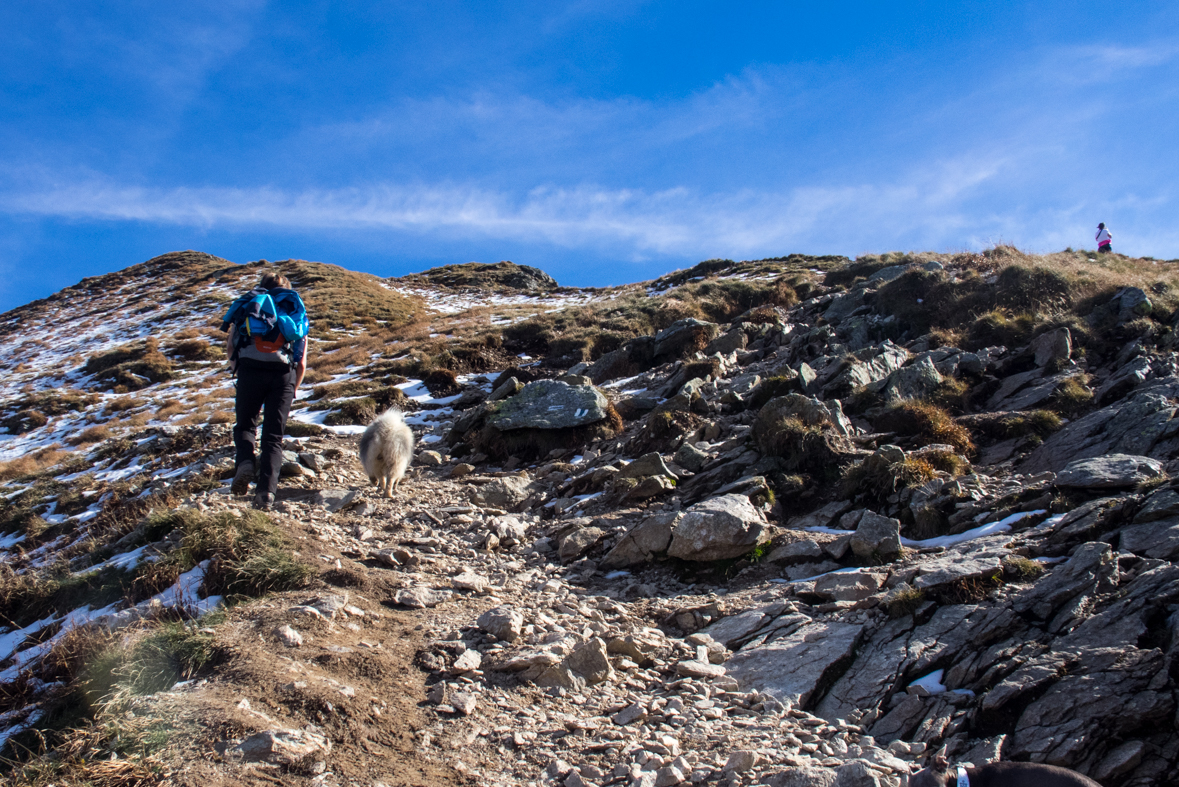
[
  {"x1": 67, "y1": 424, "x2": 111, "y2": 446},
  {"x1": 920, "y1": 449, "x2": 971, "y2": 475},
  {"x1": 1003, "y1": 555, "x2": 1045, "y2": 581},
  {"x1": 876, "y1": 400, "x2": 975, "y2": 454},
  {"x1": 1049, "y1": 376, "x2": 1094, "y2": 417},
  {"x1": 841, "y1": 455, "x2": 937, "y2": 504},
  {"x1": 886, "y1": 585, "x2": 925, "y2": 618},
  {"x1": 966, "y1": 310, "x2": 1037, "y2": 350},
  {"x1": 323, "y1": 397, "x2": 377, "y2": 426},
  {"x1": 423, "y1": 368, "x2": 461, "y2": 396},
  {"x1": 83, "y1": 339, "x2": 173, "y2": 390},
  {"x1": 285, "y1": 421, "x2": 325, "y2": 437},
  {"x1": 166, "y1": 339, "x2": 222, "y2": 362}
]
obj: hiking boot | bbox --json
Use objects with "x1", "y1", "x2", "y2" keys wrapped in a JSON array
[
  {"x1": 231, "y1": 461, "x2": 255, "y2": 496},
  {"x1": 252, "y1": 493, "x2": 273, "y2": 512}
]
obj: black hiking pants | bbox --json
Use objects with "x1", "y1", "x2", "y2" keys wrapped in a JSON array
[{"x1": 234, "y1": 360, "x2": 297, "y2": 502}]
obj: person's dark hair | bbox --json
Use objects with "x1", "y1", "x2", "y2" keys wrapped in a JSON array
[
  {"x1": 259, "y1": 272, "x2": 291, "y2": 290},
  {"x1": 1098, "y1": 222, "x2": 1105, "y2": 229}
]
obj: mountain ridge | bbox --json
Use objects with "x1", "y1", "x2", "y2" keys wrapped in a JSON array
[{"x1": 1, "y1": 246, "x2": 1178, "y2": 786}]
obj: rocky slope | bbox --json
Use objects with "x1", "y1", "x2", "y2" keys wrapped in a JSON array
[{"x1": 1, "y1": 247, "x2": 1179, "y2": 786}]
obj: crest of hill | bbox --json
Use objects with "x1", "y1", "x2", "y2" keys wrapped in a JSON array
[
  {"x1": 0, "y1": 251, "x2": 424, "y2": 344},
  {"x1": 392, "y1": 260, "x2": 559, "y2": 293}
]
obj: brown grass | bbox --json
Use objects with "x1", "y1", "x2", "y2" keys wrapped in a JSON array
[
  {"x1": 0, "y1": 448, "x2": 70, "y2": 481},
  {"x1": 876, "y1": 400, "x2": 975, "y2": 454},
  {"x1": 67, "y1": 425, "x2": 111, "y2": 446}
]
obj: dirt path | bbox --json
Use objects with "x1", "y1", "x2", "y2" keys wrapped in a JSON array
[{"x1": 137, "y1": 444, "x2": 499, "y2": 787}]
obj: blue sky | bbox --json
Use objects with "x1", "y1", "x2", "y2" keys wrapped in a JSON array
[{"x1": 1, "y1": 2, "x2": 1177, "y2": 311}]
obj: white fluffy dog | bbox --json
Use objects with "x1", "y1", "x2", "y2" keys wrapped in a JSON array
[{"x1": 359, "y1": 409, "x2": 414, "y2": 497}]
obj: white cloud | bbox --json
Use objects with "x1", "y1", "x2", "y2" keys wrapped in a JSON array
[{"x1": 0, "y1": 150, "x2": 1019, "y2": 260}]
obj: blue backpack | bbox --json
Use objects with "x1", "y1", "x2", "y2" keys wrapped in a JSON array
[{"x1": 222, "y1": 287, "x2": 309, "y2": 365}]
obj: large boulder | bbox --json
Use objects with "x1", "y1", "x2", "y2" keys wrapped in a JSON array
[
  {"x1": 1113, "y1": 286, "x2": 1152, "y2": 321},
  {"x1": 1054, "y1": 454, "x2": 1164, "y2": 489},
  {"x1": 653, "y1": 318, "x2": 721, "y2": 360},
  {"x1": 1032, "y1": 327, "x2": 1072, "y2": 368},
  {"x1": 667, "y1": 494, "x2": 767, "y2": 562},
  {"x1": 587, "y1": 336, "x2": 655, "y2": 384},
  {"x1": 1021, "y1": 381, "x2": 1179, "y2": 474},
  {"x1": 469, "y1": 474, "x2": 534, "y2": 509},
  {"x1": 849, "y1": 511, "x2": 902, "y2": 562},
  {"x1": 879, "y1": 356, "x2": 942, "y2": 402},
  {"x1": 824, "y1": 342, "x2": 909, "y2": 398},
  {"x1": 487, "y1": 380, "x2": 609, "y2": 430},
  {"x1": 726, "y1": 619, "x2": 865, "y2": 707},
  {"x1": 601, "y1": 512, "x2": 680, "y2": 568}
]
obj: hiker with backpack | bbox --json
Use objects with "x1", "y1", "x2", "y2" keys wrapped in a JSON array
[
  {"x1": 1096, "y1": 222, "x2": 1113, "y2": 253},
  {"x1": 221, "y1": 271, "x2": 310, "y2": 511}
]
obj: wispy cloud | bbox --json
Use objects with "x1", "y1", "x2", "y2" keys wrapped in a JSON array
[{"x1": 0, "y1": 151, "x2": 1013, "y2": 259}]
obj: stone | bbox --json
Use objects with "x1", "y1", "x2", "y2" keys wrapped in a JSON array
[
  {"x1": 450, "y1": 462, "x2": 476, "y2": 478},
  {"x1": 1054, "y1": 453, "x2": 1164, "y2": 488},
  {"x1": 612, "y1": 701, "x2": 648, "y2": 725},
  {"x1": 276, "y1": 625, "x2": 303, "y2": 647},
  {"x1": 674, "y1": 443, "x2": 709, "y2": 472},
  {"x1": 1021, "y1": 384, "x2": 1179, "y2": 474},
  {"x1": 880, "y1": 357, "x2": 942, "y2": 402},
  {"x1": 623, "y1": 475, "x2": 676, "y2": 501},
  {"x1": 1115, "y1": 286, "x2": 1152, "y2": 320},
  {"x1": 618, "y1": 452, "x2": 677, "y2": 480},
  {"x1": 911, "y1": 542, "x2": 1009, "y2": 592},
  {"x1": 725, "y1": 620, "x2": 864, "y2": 706},
  {"x1": 452, "y1": 649, "x2": 482, "y2": 672},
  {"x1": 487, "y1": 376, "x2": 524, "y2": 402},
  {"x1": 813, "y1": 571, "x2": 886, "y2": 602},
  {"x1": 849, "y1": 512, "x2": 902, "y2": 562},
  {"x1": 416, "y1": 450, "x2": 443, "y2": 467},
  {"x1": 534, "y1": 664, "x2": 585, "y2": 691},
  {"x1": 700, "y1": 610, "x2": 768, "y2": 647},
  {"x1": 281, "y1": 460, "x2": 310, "y2": 478},
  {"x1": 452, "y1": 570, "x2": 490, "y2": 592},
  {"x1": 558, "y1": 527, "x2": 605, "y2": 561},
  {"x1": 764, "y1": 766, "x2": 837, "y2": 787},
  {"x1": 653, "y1": 319, "x2": 721, "y2": 359},
  {"x1": 667, "y1": 494, "x2": 767, "y2": 562},
  {"x1": 487, "y1": 380, "x2": 609, "y2": 430},
  {"x1": 825, "y1": 342, "x2": 909, "y2": 397},
  {"x1": 1032, "y1": 327, "x2": 1072, "y2": 368},
  {"x1": 723, "y1": 750, "x2": 758, "y2": 773},
  {"x1": 1118, "y1": 518, "x2": 1179, "y2": 560},
  {"x1": 602, "y1": 512, "x2": 680, "y2": 568},
  {"x1": 313, "y1": 488, "x2": 358, "y2": 513},
  {"x1": 1011, "y1": 542, "x2": 1117, "y2": 622},
  {"x1": 470, "y1": 475, "x2": 534, "y2": 509},
  {"x1": 675, "y1": 659, "x2": 727, "y2": 679},
  {"x1": 450, "y1": 691, "x2": 477, "y2": 716},
  {"x1": 229, "y1": 729, "x2": 332, "y2": 764},
  {"x1": 766, "y1": 538, "x2": 825, "y2": 563},
  {"x1": 833, "y1": 760, "x2": 899, "y2": 787},
  {"x1": 1135, "y1": 487, "x2": 1179, "y2": 522},
  {"x1": 478, "y1": 606, "x2": 524, "y2": 642},
  {"x1": 393, "y1": 587, "x2": 452, "y2": 608},
  {"x1": 564, "y1": 637, "x2": 614, "y2": 685}
]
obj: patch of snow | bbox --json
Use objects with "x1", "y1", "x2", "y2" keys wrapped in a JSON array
[{"x1": 909, "y1": 669, "x2": 947, "y2": 695}]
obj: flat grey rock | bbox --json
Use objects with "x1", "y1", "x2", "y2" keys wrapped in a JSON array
[
  {"x1": 487, "y1": 380, "x2": 609, "y2": 430},
  {"x1": 667, "y1": 494, "x2": 767, "y2": 562},
  {"x1": 1055, "y1": 453, "x2": 1164, "y2": 488},
  {"x1": 726, "y1": 620, "x2": 864, "y2": 707}
]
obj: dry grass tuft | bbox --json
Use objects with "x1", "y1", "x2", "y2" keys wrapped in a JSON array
[{"x1": 876, "y1": 400, "x2": 975, "y2": 454}]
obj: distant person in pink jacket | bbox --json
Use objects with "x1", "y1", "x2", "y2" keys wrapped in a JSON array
[{"x1": 1096, "y1": 222, "x2": 1112, "y2": 253}]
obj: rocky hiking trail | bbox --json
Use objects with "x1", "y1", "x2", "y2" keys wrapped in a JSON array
[{"x1": 6, "y1": 247, "x2": 1179, "y2": 785}]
